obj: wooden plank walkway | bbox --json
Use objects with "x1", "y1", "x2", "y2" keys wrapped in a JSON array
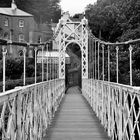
[{"x1": 43, "y1": 87, "x2": 110, "y2": 140}]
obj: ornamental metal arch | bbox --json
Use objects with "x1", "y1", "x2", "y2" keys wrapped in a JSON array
[{"x1": 55, "y1": 12, "x2": 88, "y2": 79}]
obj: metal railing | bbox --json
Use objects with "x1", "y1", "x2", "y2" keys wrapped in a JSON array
[
  {"x1": 83, "y1": 79, "x2": 140, "y2": 140},
  {"x1": 83, "y1": 35, "x2": 140, "y2": 140},
  {"x1": 0, "y1": 79, "x2": 65, "y2": 140},
  {"x1": 0, "y1": 39, "x2": 65, "y2": 140}
]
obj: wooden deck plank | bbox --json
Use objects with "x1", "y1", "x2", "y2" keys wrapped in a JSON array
[{"x1": 43, "y1": 87, "x2": 110, "y2": 140}]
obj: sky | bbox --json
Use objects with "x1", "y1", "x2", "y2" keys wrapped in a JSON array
[{"x1": 60, "y1": 0, "x2": 97, "y2": 16}]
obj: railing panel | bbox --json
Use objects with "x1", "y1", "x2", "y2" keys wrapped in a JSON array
[
  {"x1": 82, "y1": 79, "x2": 140, "y2": 140},
  {"x1": 0, "y1": 79, "x2": 65, "y2": 140}
]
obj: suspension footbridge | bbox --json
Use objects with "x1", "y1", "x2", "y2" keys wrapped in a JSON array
[{"x1": 0, "y1": 12, "x2": 140, "y2": 140}]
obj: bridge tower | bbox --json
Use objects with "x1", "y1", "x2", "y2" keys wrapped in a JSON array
[{"x1": 54, "y1": 12, "x2": 88, "y2": 80}]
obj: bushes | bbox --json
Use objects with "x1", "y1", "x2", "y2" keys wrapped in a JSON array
[
  {"x1": 0, "y1": 57, "x2": 36, "y2": 81},
  {"x1": 0, "y1": 57, "x2": 41, "y2": 92},
  {"x1": 0, "y1": 76, "x2": 42, "y2": 92},
  {"x1": 5, "y1": 57, "x2": 24, "y2": 79},
  {"x1": 0, "y1": 56, "x2": 57, "y2": 92}
]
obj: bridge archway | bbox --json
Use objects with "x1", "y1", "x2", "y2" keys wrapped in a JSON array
[
  {"x1": 55, "y1": 12, "x2": 89, "y2": 80},
  {"x1": 65, "y1": 42, "x2": 82, "y2": 88}
]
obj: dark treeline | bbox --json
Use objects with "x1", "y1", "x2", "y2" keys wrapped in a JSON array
[
  {"x1": 85, "y1": 0, "x2": 140, "y2": 86},
  {"x1": 0, "y1": 0, "x2": 61, "y2": 23},
  {"x1": 85, "y1": 0, "x2": 140, "y2": 42}
]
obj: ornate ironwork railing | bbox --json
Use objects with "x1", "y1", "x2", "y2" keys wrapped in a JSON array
[
  {"x1": 82, "y1": 79, "x2": 140, "y2": 140},
  {"x1": 0, "y1": 32, "x2": 63, "y2": 140},
  {"x1": 0, "y1": 79, "x2": 65, "y2": 140}
]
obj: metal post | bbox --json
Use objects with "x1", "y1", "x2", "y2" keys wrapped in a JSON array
[
  {"x1": 34, "y1": 47, "x2": 37, "y2": 83},
  {"x1": 2, "y1": 46, "x2": 7, "y2": 92},
  {"x1": 89, "y1": 40, "x2": 91, "y2": 78},
  {"x1": 54, "y1": 56, "x2": 55, "y2": 80},
  {"x1": 129, "y1": 45, "x2": 133, "y2": 86},
  {"x1": 46, "y1": 44, "x2": 48, "y2": 81},
  {"x1": 53, "y1": 54, "x2": 54, "y2": 80},
  {"x1": 98, "y1": 42, "x2": 100, "y2": 80},
  {"x1": 116, "y1": 46, "x2": 119, "y2": 83},
  {"x1": 102, "y1": 44, "x2": 105, "y2": 81},
  {"x1": 95, "y1": 40, "x2": 96, "y2": 80},
  {"x1": 56, "y1": 41, "x2": 58, "y2": 79},
  {"x1": 94, "y1": 40, "x2": 97, "y2": 111},
  {"x1": 90, "y1": 38, "x2": 93, "y2": 107},
  {"x1": 91, "y1": 39, "x2": 92, "y2": 79},
  {"x1": 56, "y1": 57, "x2": 57, "y2": 79},
  {"x1": 90, "y1": 38, "x2": 92, "y2": 107},
  {"x1": 93, "y1": 39, "x2": 94, "y2": 80},
  {"x1": 102, "y1": 44, "x2": 105, "y2": 125},
  {"x1": 49, "y1": 49, "x2": 51, "y2": 80},
  {"x1": 51, "y1": 53, "x2": 54, "y2": 79},
  {"x1": 55, "y1": 57, "x2": 56, "y2": 79},
  {"x1": 108, "y1": 45, "x2": 110, "y2": 82},
  {"x1": 41, "y1": 45, "x2": 44, "y2": 82},
  {"x1": 96, "y1": 41, "x2": 100, "y2": 116},
  {"x1": 107, "y1": 45, "x2": 111, "y2": 136},
  {"x1": 23, "y1": 47, "x2": 26, "y2": 86},
  {"x1": 57, "y1": 55, "x2": 59, "y2": 79}
]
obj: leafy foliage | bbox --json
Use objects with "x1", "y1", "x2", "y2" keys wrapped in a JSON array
[
  {"x1": 0, "y1": 57, "x2": 35, "y2": 81},
  {"x1": 85, "y1": 0, "x2": 140, "y2": 86},
  {"x1": 85, "y1": 0, "x2": 140, "y2": 42}
]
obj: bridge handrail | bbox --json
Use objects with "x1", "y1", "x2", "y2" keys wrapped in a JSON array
[
  {"x1": 82, "y1": 78, "x2": 140, "y2": 140},
  {"x1": 0, "y1": 78, "x2": 61, "y2": 97},
  {"x1": 99, "y1": 80, "x2": 140, "y2": 94},
  {"x1": 0, "y1": 79, "x2": 65, "y2": 140}
]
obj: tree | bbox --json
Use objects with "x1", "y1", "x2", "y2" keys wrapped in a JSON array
[
  {"x1": 85, "y1": 0, "x2": 140, "y2": 85},
  {"x1": 0, "y1": 57, "x2": 36, "y2": 81},
  {"x1": 85, "y1": 0, "x2": 140, "y2": 42},
  {"x1": 85, "y1": 0, "x2": 122, "y2": 41}
]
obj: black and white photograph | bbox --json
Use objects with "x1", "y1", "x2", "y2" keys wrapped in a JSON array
[{"x1": 0, "y1": 0, "x2": 140, "y2": 140}]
